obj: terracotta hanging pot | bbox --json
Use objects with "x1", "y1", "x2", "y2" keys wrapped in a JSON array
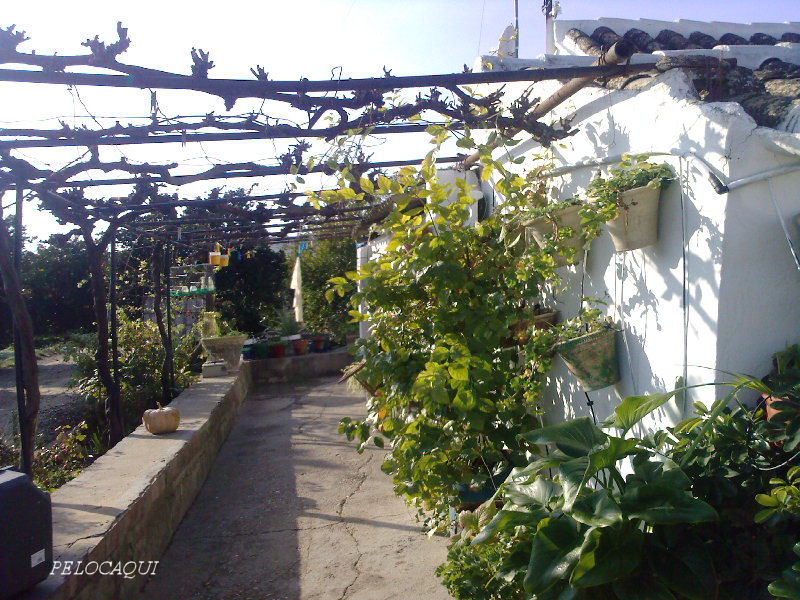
[
  {"x1": 556, "y1": 327, "x2": 620, "y2": 391},
  {"x1": 606, "y1": 186, "x2": 661, "y2": 251}
]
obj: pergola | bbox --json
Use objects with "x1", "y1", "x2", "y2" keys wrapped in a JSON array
[{"x1": 0, "y1": 20, "x2": 648, "y2": 472}]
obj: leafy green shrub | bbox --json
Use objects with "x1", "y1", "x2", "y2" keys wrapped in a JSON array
[
  {"x1": 299, "y1": 238, "x2": 357, "y2": 342},
  {"x1": 464, "y1": 383, "x2": 799, "y2": 600},
  {"x1": 214, "y1": 247, "x2": 289, "y2": 335},
  {"x1": 32, "y1": 422, "x2": 99, "y2": 491},
  {"x1": 334, "y1": 167, "x2": 551, "y2": 527},
  {"x1": 63, "y1": 312, "x2": 197, "y2": 437}
]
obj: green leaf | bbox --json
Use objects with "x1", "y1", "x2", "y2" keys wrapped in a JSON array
[
  {"x1": 603, "y1": 391, "x2": 678, "y2": 434},
  {"x1": 613, "y1": 572, "x2": 677, "y2": 600},
  {"x1": 569, "y1": 490, "x2": 623, "y2": 527},
  {"x1": 587, "y1": 436, "x2": 639, "y2": 476},
  {"x1": 472, "y1": 506, "x2": 545, "y2": 545},
  {"x1": 621, "y1": 484, "x2": 717, "y2": 525},
  {"x1": 448, "y1": 363, "x2": 470, "y2": 382},
  {"x1": 521, "y1": 418, "x2": 608, "y2": 458},
  {"x1": 505, "y1": 477, "x2": 561, "y2": 508},
  {"x1": 756, "y1": 493, "x2": 780, "y2": 507},
  {"x1": 754, "y1": 508, "x2": 777, "y2": 523},
  {"x1": 652, "y1": 543, "x2": 717, "y2": 600},
  {"x1": 523, "y1": 517, "x2": 583, "y2": 594},
  {"x1": 559, "y1": 457, "x2": 590, "y2": 510},
  {"x1": 570, "y1": 525, "x2": 643, "y2": 588}
]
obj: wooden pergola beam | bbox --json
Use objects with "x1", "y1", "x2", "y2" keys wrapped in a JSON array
[{"x1": 0, "y1": 63, "x2": 656, "y2": 97}]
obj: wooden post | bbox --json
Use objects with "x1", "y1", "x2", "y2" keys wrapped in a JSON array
[{"x1": 0, "y1": 188, "x2": 40, "y2": 474}]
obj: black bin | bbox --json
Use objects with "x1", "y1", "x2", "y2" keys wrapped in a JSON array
[{"x1": 0, "y1": 469, "x2": 53, "y2": 599}]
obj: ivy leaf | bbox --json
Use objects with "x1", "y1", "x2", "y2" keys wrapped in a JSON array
[{"x1": 448, "y1": 362, "x2": 470, "y2": 382}]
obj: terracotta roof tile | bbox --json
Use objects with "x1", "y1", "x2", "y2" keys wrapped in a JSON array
[{"x1": 568, "y1": 27, "x2": 799, "y2": 54}]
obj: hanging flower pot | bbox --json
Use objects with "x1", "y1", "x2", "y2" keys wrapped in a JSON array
[
  {"x1": 525, "y1": 204, "x2": 585, "y2": 266},
  {"x1": 504, "y1": 309, "x2": 559, "y2": 347},
  {"x1": 533, "y1": 310, "x2": 559, "y2": 330},
  {"x1": 556, "y1": 327, "x2": 620, "y2": 391},
  {"x1": 606, "y1": 185, "x2": 661, "y2": 251}
]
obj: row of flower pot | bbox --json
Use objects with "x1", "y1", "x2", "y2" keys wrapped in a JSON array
[{"x1": 242, "y1": 335, "x2": 332, "y2": 360}]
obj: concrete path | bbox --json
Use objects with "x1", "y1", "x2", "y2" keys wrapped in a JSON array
[{"x1": 139, "y1": 377, "x2": 451, "y2": 600}]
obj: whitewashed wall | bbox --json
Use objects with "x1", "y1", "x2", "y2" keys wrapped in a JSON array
[{"x1": 475, "y1": 69, "x2": 800, "y2": 433}]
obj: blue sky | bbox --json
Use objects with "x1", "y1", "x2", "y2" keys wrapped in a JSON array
[{"x1": 2, "y1": 0, "x2": 799, "y2": 238}]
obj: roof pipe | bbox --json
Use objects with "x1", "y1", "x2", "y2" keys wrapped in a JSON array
[
  {"x1": 462, "y1": 39, "x2": 637, "y2": 168},
  {"x1": 546, "y1": 151, "x2": 728, "y2": 194}
]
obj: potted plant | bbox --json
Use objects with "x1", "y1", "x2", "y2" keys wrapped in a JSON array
[
  {"x1": 585, "y1": 154, "x2": 673, "y2": 252},
  {"x1": 292, "y1": 338, "x2": 310, "y2": 355},
  {"x1": 506, "y1": 304, "x2": 560, "y2": 347},
  {"x1": 524, "y1": 198, "x2": 587, "y2": 266},
  {"x1": 311, "y1": 334, "x2": 329, "y2": 352},
  {"x1": 554, "y1": 307, "x2": 620, "y2": 391},
  {"x1": 268, "y1": 340, "x2": 288, "y2": 358},
  {"x1": 276, "y1": 310, "x2": 303, "y2": 341},
  {"x1": 198, "y1": 312, "x2": 248, "y2": 372},
  {"x1": 761, "y1": 344, "x2": 800, "y2": 421}
]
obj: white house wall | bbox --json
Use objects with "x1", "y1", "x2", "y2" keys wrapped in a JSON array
[{"x1": 473, "y1": 69, "x2": 800, "y2": 432}]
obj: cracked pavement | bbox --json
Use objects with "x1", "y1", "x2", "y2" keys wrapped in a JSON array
[{"x1": 139, "y1": 377, "x2": 450, "y2": 600}]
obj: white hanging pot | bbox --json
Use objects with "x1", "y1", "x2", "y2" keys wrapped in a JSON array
[
  {"x1": 606, "y1": 186, "x2": 661, "y2": 252},
  {"x1": 525, "y1": 204, "x2": 585, "y2": 266}
]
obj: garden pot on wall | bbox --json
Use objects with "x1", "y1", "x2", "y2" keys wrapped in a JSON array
[
  {"x1": 525, "y1": 204, "x2": 585, "y2": 266},
  {"x1": 556, "y1": 327, "x2": 620, "y2": 391},
  {"x1": 268, "y1": 342, "x2": 287, "y2": 358},
  {"x1": 200, "y1": 334, "x2": 248, "y2": 372},
  {"x1": 292, "y1": 339, "x2": 310, "y2": 355},
  {"x1": 606, "y1": 185, "x2": 661, "y2": 252}
]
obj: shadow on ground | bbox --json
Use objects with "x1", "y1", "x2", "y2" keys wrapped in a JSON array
[{"x1": 138, "y1": 377, "x2": 449, "y2": 600}]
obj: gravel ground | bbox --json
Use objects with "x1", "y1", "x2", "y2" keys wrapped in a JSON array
[{"x1": 0, "y1": 354, "x2": 86, "y2": 444}]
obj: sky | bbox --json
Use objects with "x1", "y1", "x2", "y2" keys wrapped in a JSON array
[{"x1": 2, "y1": 0, "x2": 799, "y2": 241}]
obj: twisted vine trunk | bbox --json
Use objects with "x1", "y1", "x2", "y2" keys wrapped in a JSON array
[
  {"x1": 151, "y1": 243, "x2": 171, "y2": 405},
  {"x1": 82, "y1": 229, "x2": 123, "y2": 446},
  {"x1": 0, "y1": 201, "x2": 39, "y2": 474}
]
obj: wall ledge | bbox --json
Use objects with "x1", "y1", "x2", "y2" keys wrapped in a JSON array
[{"x1": 19, "y1": 367, "x2": 253, "y2": 600}]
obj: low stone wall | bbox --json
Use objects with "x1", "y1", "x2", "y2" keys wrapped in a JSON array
[
  {"x1": 20, "y1": 368, "x2": 253, "y2": 600},
  {"x1": 246, "y1": 347, "x2": 353, "y2": 386}
]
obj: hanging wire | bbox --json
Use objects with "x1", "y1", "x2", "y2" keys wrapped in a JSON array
[
  {"x1": 679, "y1": 157, "x2": 690, "y2": 416},
  {"x1": 767, "y1": 175, "x2": 800, "y2": 274},
  {"x1": 584, "y1": 391, "x2": 597, "y2": 424},
  {"x1": 617, "y1": 251, "x2": 639, "y2": 396}
]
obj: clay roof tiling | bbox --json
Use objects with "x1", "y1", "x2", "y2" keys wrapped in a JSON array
[{"x1": 567, "y1": 26, "x2": 800, "y2": 56}]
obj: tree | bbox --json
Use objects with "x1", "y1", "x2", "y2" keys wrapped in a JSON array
[
  {"x1": 214, "y1": 247, "x2": 289, "y2": 335},
  {"x1": 298, "y1": 239, "x2": 357, "y2": 342}
]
